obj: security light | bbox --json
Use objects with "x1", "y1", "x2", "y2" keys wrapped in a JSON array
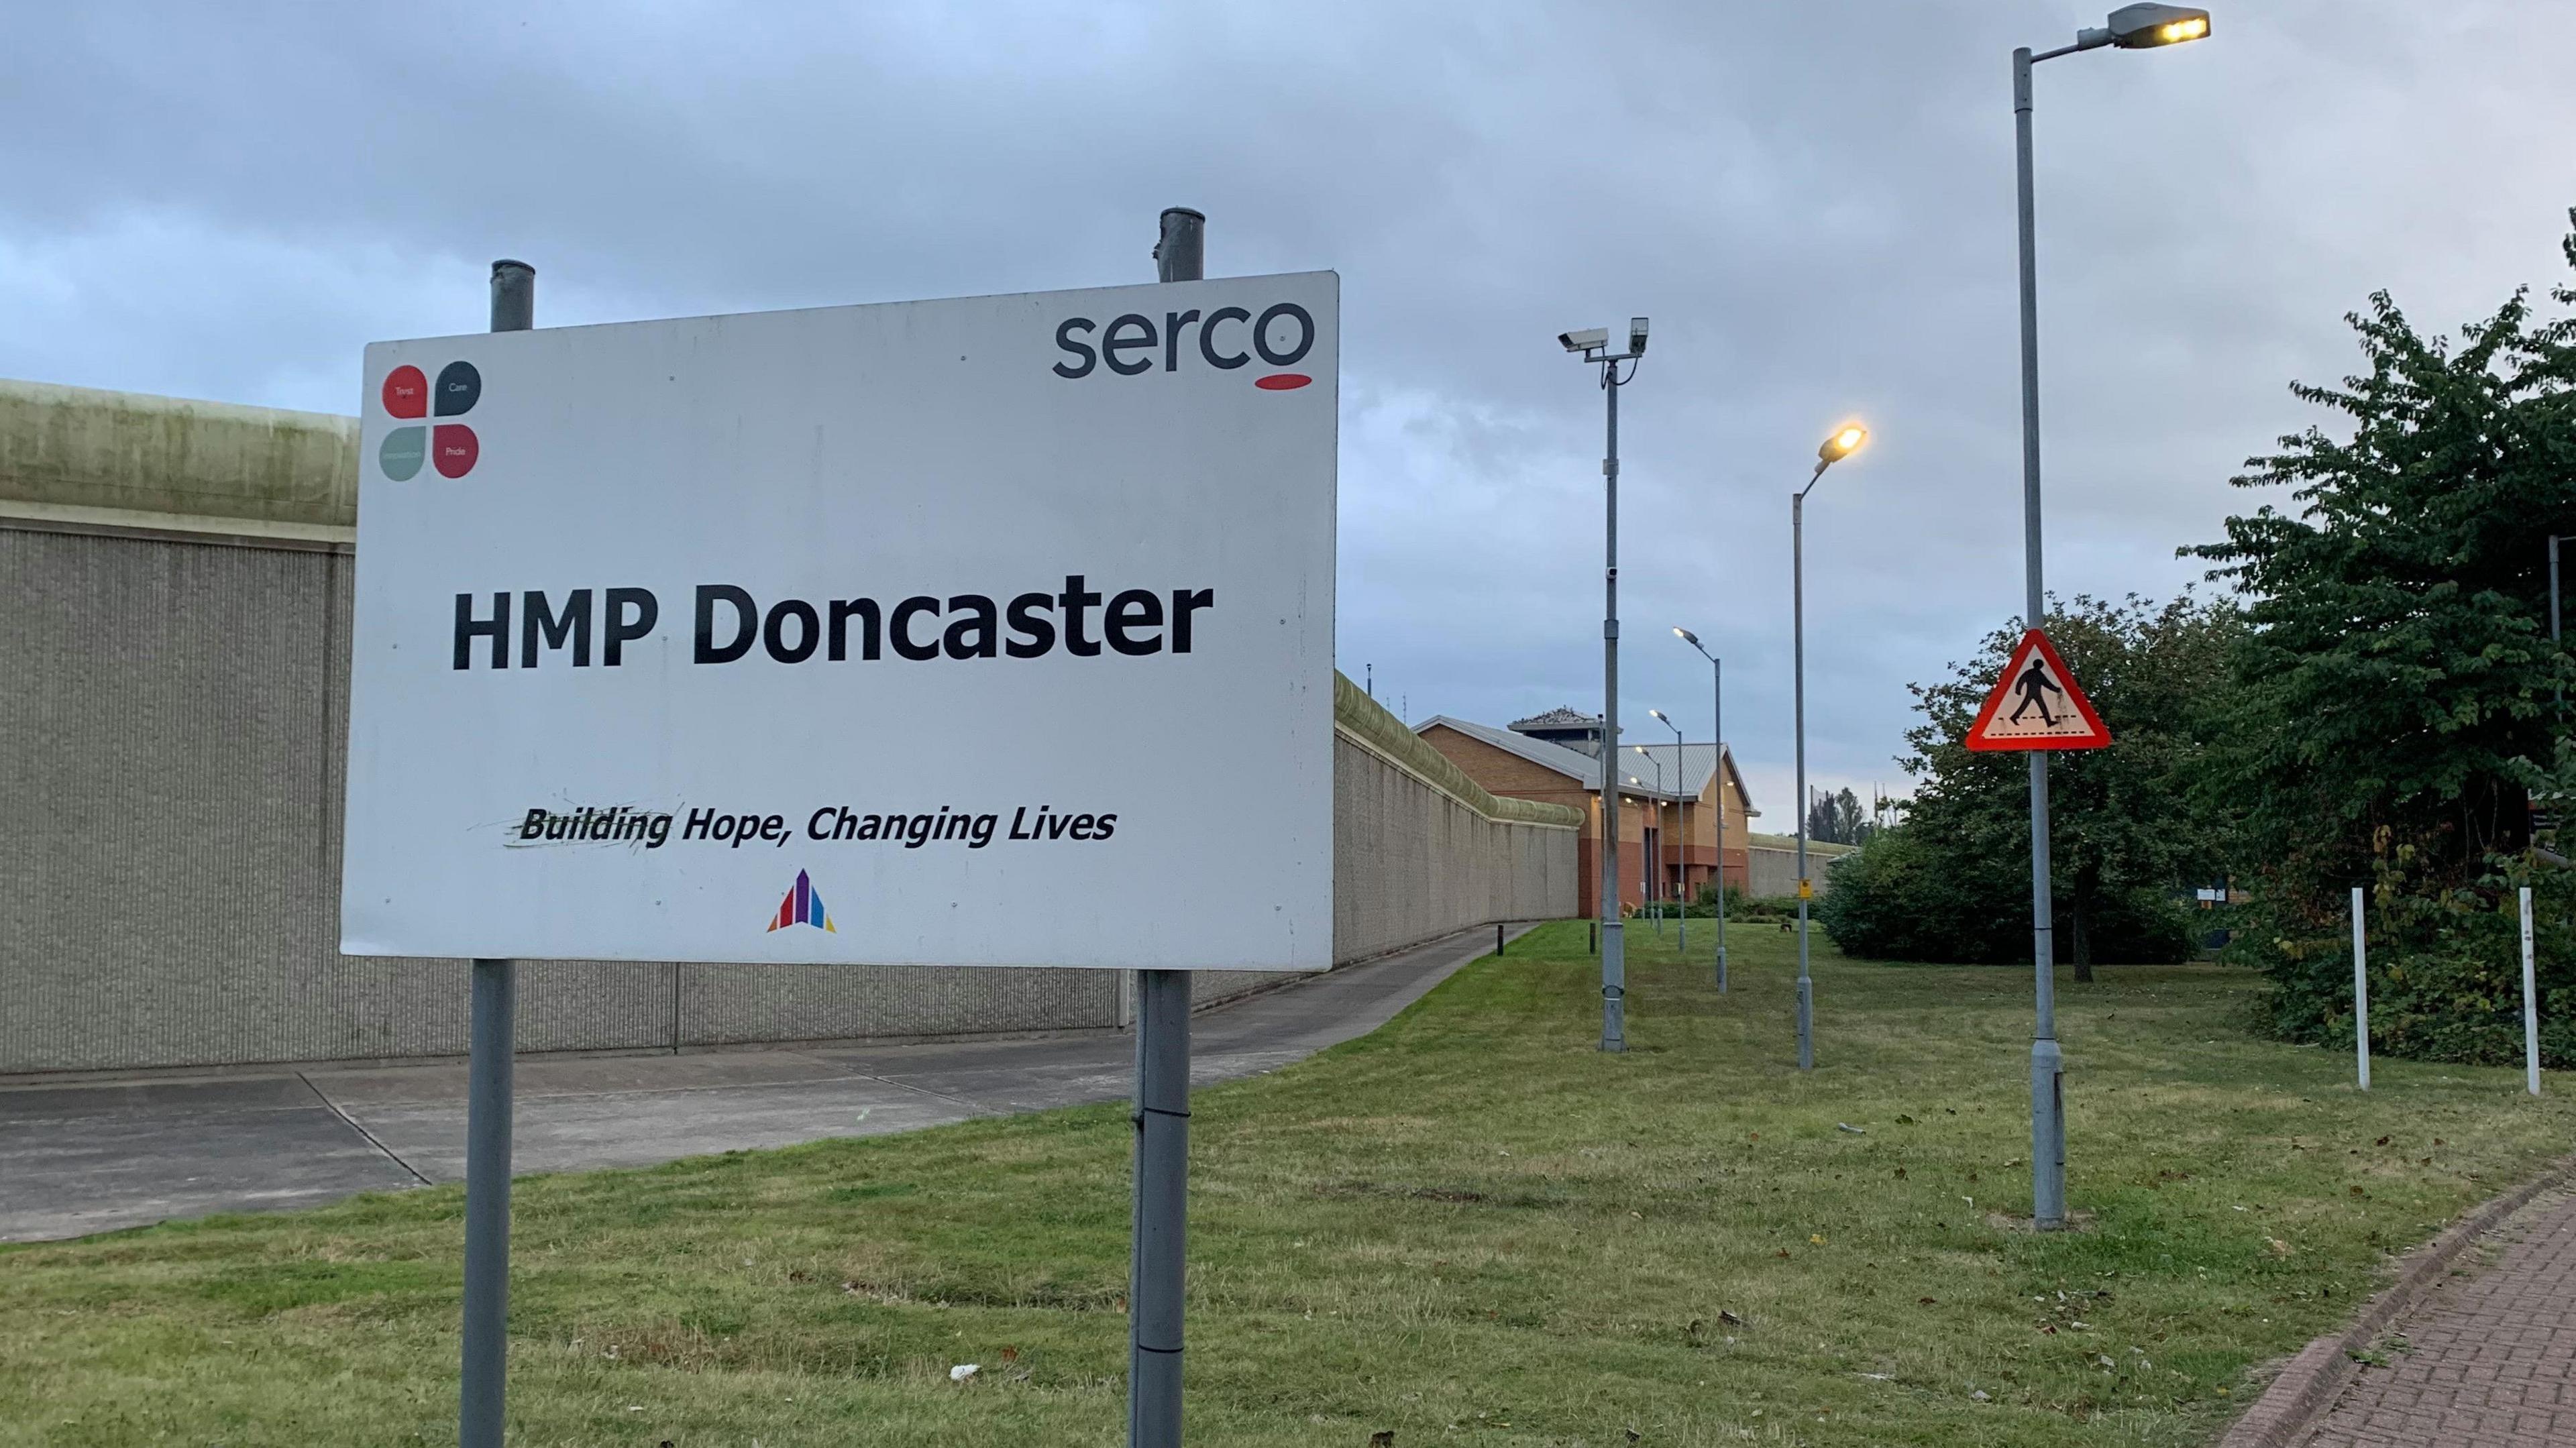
[
  {"x1": 2089, "y1": 3, "x2": 2210, "y2": 48},
  {"x1": 1628, "y1": 317, "x2": 1650, "y2": 357},
  {"x1": 1674, "y1": 626, "x2": 1700, "y2": 646}
]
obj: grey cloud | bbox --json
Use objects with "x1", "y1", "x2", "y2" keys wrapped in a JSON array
[{"x1": 4, "y1": 0, "x2": 2573, "y2": 812}]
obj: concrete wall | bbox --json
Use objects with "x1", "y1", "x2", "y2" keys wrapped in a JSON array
[
  {"x1": 1742, "y1": 844, "x2": 1852, "y2": 900},
  {"x1": 0, "y1": 380, "x2": 1578, "y2": 1075}
]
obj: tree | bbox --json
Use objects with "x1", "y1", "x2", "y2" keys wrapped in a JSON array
[
  {"x1": 1823, "y1": 594, "x2": 2237, "y2": 976},
  {"x1": 2186, "y1": 221, "x2": 2576, "y2": 907},
  {"x1": 2183, "y1": 213, "x2": 2576, "y2": 1049},
  {"x1": 1805, "y1": 787, "x2": 1872, "y2": 845}
]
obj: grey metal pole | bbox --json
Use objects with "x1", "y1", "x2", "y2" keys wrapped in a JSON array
[
  {"x1": 460, "y1": 956, "x2": 514, "y2": 1445},
  {"x1": 458, "y1": 257, "x2": 533, "y2": 1448},
  {"x1": 1128, "y1": 967, "x2": 1190, "y2": 1447},
  {"x1": 1714, "y1": 655, "x2": 1727, "y2": 992},
  {"x1": 1126, "y1": 205, "x2": 1205, "y2": 1448},
  {"x1": 2015, "y1": 46, "x2": 2069, "y2": 1231},
  {"x1": 1153, "y1": 206, "x2": 1204, "y2": 286},
  {"x1": 1792, "y1": 489, "x2": 1813, "y2": 1071},
  {"x1": 2551, "y1": 536, "x2": 2561, "y2": 722},
  {"x1": 1644, "y1": 753, "x2": 1664, "y2": 937},
  {"x1": 2521, "y1": 887, "x2": 2541, "y2": 1097},
  {"x1": 1600, "y1": 367, "x2": 1626, "y2": 1052},
  {"x1": 2351, "y1": 885, "x2": 2369, "y2": 1091},
  {"x1": 1659, "y1": 713, "x2": 1688, "y2": 952}
]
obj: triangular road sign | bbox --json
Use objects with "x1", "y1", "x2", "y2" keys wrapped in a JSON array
[{"x1": 1965, "y1": 628, "x2": 2110, "y2": 752}]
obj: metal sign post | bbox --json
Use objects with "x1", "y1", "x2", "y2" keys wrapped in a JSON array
[
  {"x1": 1126, "y1": 205, "x2": 1205, "y2": 1448},
  {"x1": 2351, "y1": 885, "x2": 2369, "y2": 1091},
  {"x1": 2522, "y1": 887, "x2": 2541, "y2": 1097},
  {"x1": 460, "y1": 258, "x2": 533, "y2": 1448}
]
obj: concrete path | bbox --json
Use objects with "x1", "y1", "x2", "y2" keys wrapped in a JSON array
[
  {"x1": 0, "y1": 924, "x2": 1522, "y2": 1242},
  {"x1": 2293, "y1": 1186, "x2": 2576, "y2": 1447}
]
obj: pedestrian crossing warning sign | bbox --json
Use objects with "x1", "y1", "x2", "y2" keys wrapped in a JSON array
[{"x1": 1964, "y1": 628, "x2": 2110, "y2": 752}]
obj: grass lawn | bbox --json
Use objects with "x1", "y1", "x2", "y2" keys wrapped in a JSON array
[{"x1": 5, "y1": 924, "x2": 2571, "y2": 1447}]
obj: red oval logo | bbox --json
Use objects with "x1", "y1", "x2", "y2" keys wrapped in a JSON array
[
  {"x1": 382, "y1": 365, "x2": 428, "y2": 419},
  {"x1": 431, "y1": 424, "x2": 480, "y2": 478},
  {"x1": 1255, "y1": 373, "x2": 1311, "y2": 391}
]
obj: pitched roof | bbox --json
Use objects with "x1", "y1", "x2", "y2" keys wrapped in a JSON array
[
  {"x1": 1620, "y1": 742, "x2": 1761, "y2": 818},
  {"x1": 1417, "y1": 716, "x2": 1758, "y2": 816},
  {"x1": 1419, "y1": 715, "x2": 1605, "y2": 789}
]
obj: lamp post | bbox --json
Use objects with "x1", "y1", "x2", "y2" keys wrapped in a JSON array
[
  {"x1": 1632, "y1": 745, "x2": 1666, "y2": 935},
  {"x1": 1793, "y1": 423, "x2": 1868, "y2": 1072},
  {"x1": 1675, "y1": 629, "x2": 1727, "y2": 991},
  {"x1": 1561, "y1": 317, "x2": 1651, "y2": 1052},
  {"x1": 1650, "y1": 708, "x2": 1688, "y2": 951},
  {"x1": 2011, "y1": 1, "x2": 2210, "y2": 1230},
  {"x1": 1627, "y1": 770, "x2": 1659, "y2": 937}
]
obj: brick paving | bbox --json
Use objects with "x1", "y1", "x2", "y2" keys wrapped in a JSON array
[{"x1": 2300, "y1": 1187, "x2": 2576, "y2": 1447}]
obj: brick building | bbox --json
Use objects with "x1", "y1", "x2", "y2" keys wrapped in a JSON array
[{"x1": 1415, "y1": 709, "x2": 1756, "y2": 916}]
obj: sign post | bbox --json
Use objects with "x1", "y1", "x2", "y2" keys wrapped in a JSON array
[
  {"x1": 458, "y1": 257, "x2": 533, "y2": 1448},
  {"x1": 343, "y1": 243, "x2": 1336, "y2": 1448},
  {"x1": 2522, "y1": 886, "x2": 2541, "y2": 1097},
  {"x1": 2351, "y1": 885, "x2": 2369, "y2": 1091},
  {"x1": 1965, "y1": 626, "x2": 2109, "y2": 1230},
  {"x1": 1128, "y1": 203, "x2": 1204, "y2": 1448}
]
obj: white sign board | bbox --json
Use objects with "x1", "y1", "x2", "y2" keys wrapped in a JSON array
[{"x1": 341, "y1": 274, "x2": 1337, "y2": 970}]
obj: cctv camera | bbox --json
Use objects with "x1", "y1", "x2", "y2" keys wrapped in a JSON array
[{"x1": 1559, "y1": 327, "x2": 1610, "y2": 354}]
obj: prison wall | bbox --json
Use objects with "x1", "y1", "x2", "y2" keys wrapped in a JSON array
[{"x1": 0, "y1": 379, "x2": 1576, "y2": 1074}]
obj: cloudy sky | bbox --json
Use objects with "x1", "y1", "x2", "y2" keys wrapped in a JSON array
[{"x1": 8, "y1": 1, "x2": 2574, "y2": 823}]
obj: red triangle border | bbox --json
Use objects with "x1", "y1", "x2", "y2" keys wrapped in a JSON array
[{"x1": 1964, "y1": 628, "x2": 2111, "y2": 752}]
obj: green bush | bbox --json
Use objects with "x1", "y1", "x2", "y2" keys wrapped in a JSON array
[
  {"x1": 2236, "y1": 850, "x2": 2576, "y2": 1068},
  {"x1": 1819, "y1": 827, "x2": 2196, "y2": 966},
  {"x1": 1817, "y1": 830, "x2": 2015, "y2": 962}
]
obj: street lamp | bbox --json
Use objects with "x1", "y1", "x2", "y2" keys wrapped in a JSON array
[
  {"x1": 1673, "y1": 628, "x2": 1727, "y2": 991},
  {"x1": 1650, "y1": 708, "x2": 1688, "y2": 952},
  {"x1": 2011, "y1": 2, "x2": 2210, "y2": 1229},
  {"x1": 1632, "y1": 744, "x2": 1666, "y2": 935},
  {"x1": 1792, "y1": 422, "x2": 1868, "y2": 1072},
  {"x1": 1562, "y1": 317, "x2": 1650, "y2": 1052}
]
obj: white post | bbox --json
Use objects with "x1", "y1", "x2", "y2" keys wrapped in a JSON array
[
  {"x1": 2351, "y1": 885, "x2": 2369, "y2": 1091},
  {"x1": 2521, "y1": 886, "x2": 2540, "y2": 1097}
]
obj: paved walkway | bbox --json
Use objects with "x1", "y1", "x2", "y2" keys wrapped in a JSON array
[
  {"x1": 0, "y1": 924, "x2": 1522, "y2": 1241},
  {"x1": 2298, "y1": 1186, "x2": 2576, "y2": 1447}
]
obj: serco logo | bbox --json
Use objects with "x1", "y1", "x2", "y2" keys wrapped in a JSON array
[
  {"x1": 378, "y1": 361, "x2": 482, "y2": 480},
  {"x1": 1051, "y1": 301, "x2": 1315, "y2": 391}
]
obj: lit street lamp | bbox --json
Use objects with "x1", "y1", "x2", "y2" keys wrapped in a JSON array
[
  {"x1": 2011, "y1": 1, "x2": 2211, "y2": 1229},
  {"x1": 1792, "y1": 423, "x2": 1868, "y2": 1072},
  {"x1": 1650, "y1": 708, "x2": 1688, "y2": 952},
  {"x1": 1561, "y1": 317, "x2": 1651, "y2": 1052},
  {"x1": 1673, "y1": 628, "x2": 1727, "y2": 991}
]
